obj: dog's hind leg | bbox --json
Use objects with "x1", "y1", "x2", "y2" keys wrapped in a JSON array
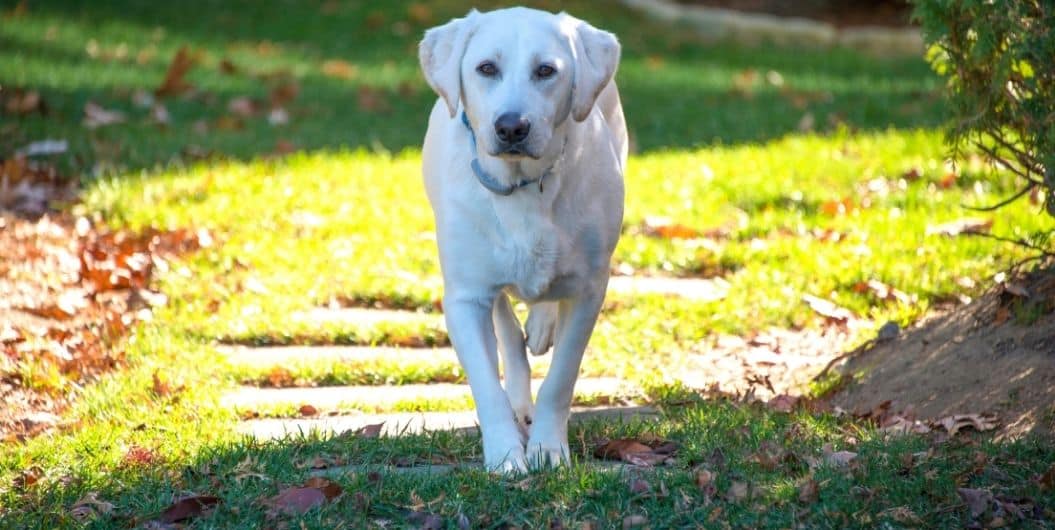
[
  {"x1": 493, "y1": 293, "x2": 533, "y2": 439},
  {"x1": 525, "y1": 301, "x2": 558, "y2": 356}
]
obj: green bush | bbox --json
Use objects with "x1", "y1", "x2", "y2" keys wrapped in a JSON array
[{"x1": 913, "y1": 0, "x2": 1054, "y2": 216}]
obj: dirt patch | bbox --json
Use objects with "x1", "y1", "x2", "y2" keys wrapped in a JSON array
[
  {"x1": 676, "y1": 0, "x2": 913, "y2": 28},
  {"x1": 681, "y1": 324, "x2": 859, "y2": 400},
  {"x1": 832, "y1": 265, "x2": 1055, "y2": 439}
]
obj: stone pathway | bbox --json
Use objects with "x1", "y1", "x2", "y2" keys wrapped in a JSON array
[
  {"x1": 222, "y1": 377, "x2": 636, "y2": 411},
  {"x1": 220, "y1": 274, "x2": 845, "y2": 449}
]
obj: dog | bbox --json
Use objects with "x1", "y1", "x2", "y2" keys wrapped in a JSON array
[{"x1": 419, "y1": 7, "x2": 626, "y2": 473}]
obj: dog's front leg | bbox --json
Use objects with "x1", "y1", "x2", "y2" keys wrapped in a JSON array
[
  {"x1": 445, "y1": 293, "x2": 528, "y2": 474},
  {"x1": 526, "y1": 289, "x2": 606, "y2": 468}
]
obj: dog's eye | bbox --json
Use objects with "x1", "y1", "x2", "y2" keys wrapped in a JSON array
[
  {"x1": 476, "y1": 62, "x2": 498, "y2": 77},
  {"x1": 536, "y1": 64, "x2": 556, "y2": 79}
]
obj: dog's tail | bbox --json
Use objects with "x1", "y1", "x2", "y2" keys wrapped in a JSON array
[{"x1": 525, "y1": 302, "x2": 557, "y2": 356}]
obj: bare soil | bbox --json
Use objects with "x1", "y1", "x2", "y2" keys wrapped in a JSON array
[
  {"x1": 676, "y1": 0, "x2": 914, "y2": 28},
  {"x1": 833, "y1": 265, "x2": 1055, "y2": 439}
]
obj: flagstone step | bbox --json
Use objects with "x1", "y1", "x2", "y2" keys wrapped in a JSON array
[
  {"x1": 238, "y1": 405, "x2": 660, "y2": 440},
  {"x1": 291, "y1": 276, "x2": 729, "y2": 328},
  {"x1": 222, "y1": 377, "x2": 636, "y2": 411},
  {"x1": 220, "y1": 345, "x2": 459, "y2": 367},
  {"x1": 607, "y1": 275, "x2": 729, "y2": 301},
  {"x1": 292, "y1": 307, "x2": 445, "y2": 328}
]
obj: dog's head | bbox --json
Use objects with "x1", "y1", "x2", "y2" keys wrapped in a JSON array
[{"x1": 420, "y1": 8, "x2": 619, "y2": 160}]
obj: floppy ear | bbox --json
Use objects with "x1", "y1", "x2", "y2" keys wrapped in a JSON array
[
  {"x1": 569, "y1": 19, "x2": 620, "y2": 122},
  {"x1": 419, "y1": 10, "x2": 479, "y2": 118}
]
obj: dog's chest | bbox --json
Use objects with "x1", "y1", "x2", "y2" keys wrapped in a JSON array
[{"x1": 491, "y1": 209, "x2": 574, "y2": 301}]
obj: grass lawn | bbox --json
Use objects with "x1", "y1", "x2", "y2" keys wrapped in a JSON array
[{"x1": 2, "y1": 0, "x2": 1054, "y2": 528}]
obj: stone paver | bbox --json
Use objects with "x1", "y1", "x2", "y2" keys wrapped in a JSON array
[
  {"x1": 608, "y1": 275, "x2": 729, "y2": 302},
  {"x1": 219, "y1": 344, "x2": 459, "y2": 367},
  {"x1": 238, "y1": 405, "x2": 659, "y2": 440},
  {"x1": 222, "y1": 377, "x2": 637, "y2": 411},
  {"x1": 290, "y1": 276, "x2": 728, "y2": 329},
  {"x1": 292, "y1": 307, "x2": 445, "y2": 328}
]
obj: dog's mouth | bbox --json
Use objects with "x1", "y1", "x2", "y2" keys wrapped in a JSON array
[{"x1": 493, "y1": 145, "x2": 540, "y2": 160}]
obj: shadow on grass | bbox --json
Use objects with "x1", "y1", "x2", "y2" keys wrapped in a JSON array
[{"x1": 4, "y1": 0, "x2": 944, "y2": 179}]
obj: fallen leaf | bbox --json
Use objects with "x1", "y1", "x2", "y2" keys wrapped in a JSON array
[
  {"x1": 936, "y1": 414, "x2": 997, "y2": 437},
  {"x1": 70, "y1": 492, "x2": 114, "y2": 521},
  {"x1": 628, "y1": 477, "x2": 650, "y2": 494},
  {"x1": 824, "y1": 450, "x2": 858, "y2": 467},
  {"x1": 802, "y1": 294, "x2": 856, "y2": 324},
  {"x1": 406, "y1": 509, "x2": 444, "y2": 529},
  {"x1": 218, "y1": 58, "x2": 238, "y2": 75},
  {"x1": 725, "y1": 481, "x2": 749, "y2": 502},
  {"x1": 227, "y1": 96, "x2": 258, "y2": 117},
  {"x1": 797, "y1": 477, "x2": 819, "y2": 503},
  {"x1": 767, "y1": 394, "x2": 799, "y2": 413},
  {"x1": 594, "y1": 437, "x2": 675, "y2": 466},
  {"x1": 994, "y1": 306, "x2": 1010, "y2": 326},
  {"x1": 355, "y1": 422, "x2": 384, "y2": 438},
  {"x1": 265, "y1": 366, "x2": 293, "y2": 387},
  {"x1": 694, "y1": 468, "x2": 715, "y2": 490},
  {"x1": 155, "y1": 46, "x2": 198, "y2": 97},
  {"x1": 820, "y1": 197, "x2": 855, "y2": 216},
  {"x1": 150, "y1": 104, "x2": 170, "y2": 125},
  {"x1": 298, "y1": 404, "x2": 318, "y2": 417},
  {"x1": 302, "y1": 477, "x2": 342, "y2": 500},
  {"x1": 641, "y1": 215, "x2": 700, "y2": 239},
  {"x1": 925, "y1": 218, "x2": 992, "y2": 237},
  {"x1": 357, "y1": 85, "x2": 390, "y2": 113},
  {"x1": 17, "y1": 139, "x2": 68, "y2": 157},
  {"x1": 957, "y1": 488, "x2": 993, "y2": 519},
  {"x1": 622, "y1": 514, "x2": 648, "y2": 528},
  {"x1": 938, "y1": 172, "x2": 958, "y2": 189},
  {"x1": 268, "y1": 487, "x2": 326, "y2": 515},
  {"x1": 152, "y1": 370, "x2": 172, "y2": 397},
  {"x1": 1037, "y1": 463, "x2": 1055, "y2": 490},
  {"x1": 321, "y1": 59, "x2": 358, "y2": 80},
  {"x1": 4, "y1": 88, "x2": 43, "y2": 114},
  {"x1": 83, "y1": 102, "x2": 125, "y2": 128},
  {"x1": 158, "y1": 495, "x2": 220, "y2": 523},
  {"x1": 268, "y1": 80, "x2": 299, "y2": 108}
]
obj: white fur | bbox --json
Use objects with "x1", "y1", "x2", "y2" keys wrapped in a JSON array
[{"x1": 419, "y1": 7, "x2": 626, "y2": 473}]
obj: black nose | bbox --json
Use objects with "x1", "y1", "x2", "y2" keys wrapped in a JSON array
[{"x1": 494, "y1": 113, "x2": 531, "y2": 144}]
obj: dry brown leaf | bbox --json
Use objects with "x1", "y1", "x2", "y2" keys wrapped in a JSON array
[
  {"x1": 83, "y1": 102, "x2": 125, "y2": 128},
  {"x1": 820, "y1": 197, "x2": 855, "y2": 216},
  {"x1": 767, "y1": 394, "x2": 799, "y2": 413},
  {"x1": 355, "y1": 422, "x2": 384, "y2": 438},
  {"x1": 321, "y1": 59, "x2": 358, "y2": 80},
  {"x1": 925, "y1": 218, "x2": 992, "y2": 237},
  {"x1": 268, "y1": 487, "x2": 326, "y2": 515},
  {"x1": 268, "y1": 80, "x2": 299, "y2": 108},
  {"x1": 152, "y1": 370, "x2": 172, "y2": 397},
  {"x1": 936, "y1": 414, "x2": 997, "y2": 437},
  {"x1": 802, "y1": 294, "x2": 856, "y2": 324},
  {"x1": 69, "y1": 492, "x2": 114, "y2": 522},
  {"x1": 725, "y1": 481, "x2": 749, "y2": 503},
  {"x1": 4, "y1": 89, "x2": 43, "y2": 114},
  {"x1": 957, "y1": 487, "x2": 992, "y2": 519},
  {"x1": 302, "y1": 476, "x2": 343, "y2": 500},
  {"x1": 797, "y1": 477, "x2": 819, "y2": 503},
  {"x1": 993, "y1": 306, "x2": 1010, "y2": 326},
  {"x1": 641, "y1": 215, "x2": 701, "y2": 239},
  {"x1": 824, "y1": 450, "x2": 858, "y2": 467},
  {"x1": 357, "y1": 85, "x2": 391, "y2": 113},
  {"x1": 155, "y1": 46, "x2": 198, "y2": 97},
  {"x1": 298, "y1": 404, "x2": 318, "y2": 417}
]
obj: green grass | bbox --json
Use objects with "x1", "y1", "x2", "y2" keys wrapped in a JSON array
[{"x1": 2, "y1": 0, "x2": 1054, "y2": 528}]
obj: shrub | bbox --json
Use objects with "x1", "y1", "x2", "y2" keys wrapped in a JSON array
[{"x1": 912, "y1": 0, "x2": 1054, "y2": 216}]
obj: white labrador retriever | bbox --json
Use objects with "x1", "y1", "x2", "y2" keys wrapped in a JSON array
[{"x1": 419, "y1": 7, "x2": 626, "y2": 472}]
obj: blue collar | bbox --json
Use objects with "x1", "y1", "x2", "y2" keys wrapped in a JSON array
[{"x1": 461, "y1": 111, "x2": 547, "y2": 196}]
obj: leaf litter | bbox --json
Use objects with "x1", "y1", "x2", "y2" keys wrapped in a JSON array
[{"x1": 1, "y1": 210, "x2": 211, "y2": 442}]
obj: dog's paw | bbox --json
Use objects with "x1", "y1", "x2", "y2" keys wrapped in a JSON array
[
  {"x1": 525, "y1": 440, "x2": 570, "y2": 470},
  {"x1": 525, "y1": 302, "x2": 557, "y2": 356},
  {"x1": 482, "y1": 428, "x2": 528, "y2": 475}
]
